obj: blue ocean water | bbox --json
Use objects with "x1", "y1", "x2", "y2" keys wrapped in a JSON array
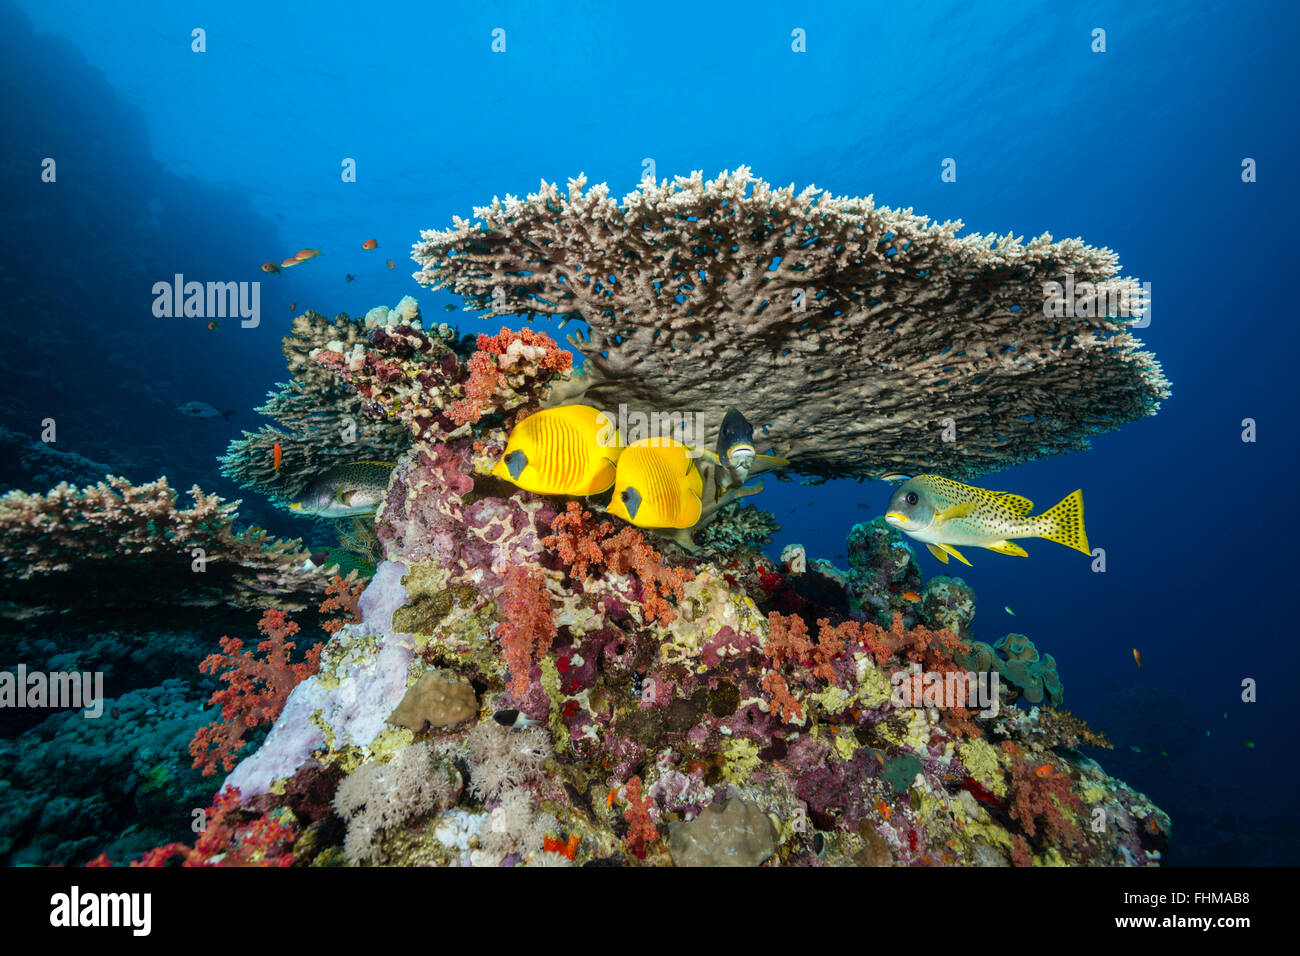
[{"x1": 2, "y1": 0, "x2": 1296, "y2": 865}]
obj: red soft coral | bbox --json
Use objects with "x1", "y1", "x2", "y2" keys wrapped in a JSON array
[
  {"x1": 448, "y1": 327, "x2": 573, "y2": 426},
  {"x1": 622, "y1": 775, "x2": 658, "y2": 859},
  {"x1": 130, "y1": 786, "x2": 297, "y2": 867},
  {"x1": 189, "y1": 609, "x2": 322, "y2": 776},
  {"x1": 318, "y1": 573, "x2": 365, "y2": 634},
  {"x1": 1008, "y1": 757, "x2": 1087, "y2": 853},
  {"x1": 543, "y1": 501, "x2": 694, "y2": 626},
  {"x1": 498, "y1": 565, "x2": 557, "y2": 696}
]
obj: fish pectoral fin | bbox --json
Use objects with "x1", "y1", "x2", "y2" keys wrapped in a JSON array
[
  {"x1": 928, "y1": 542, "x2": 972, "y2": 566},
  {"x1": 755, "y1": 453, "x2": 790, "y2": 468},
  {"x1": 935, "y1": 502, "x2": 981, "y2": 524},
  {"x1": 986, "y1": 540, "x2": 1029, "y2": 557}
]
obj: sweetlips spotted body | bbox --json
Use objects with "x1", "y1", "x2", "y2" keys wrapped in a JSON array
[{"x1": 884, "y1": 475, "x2": 1088, "y2": 565}]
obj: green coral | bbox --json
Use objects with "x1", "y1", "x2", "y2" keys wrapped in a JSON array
[
  {"x1": 960, "y1": 632, "x2": 1063, "y2": 706},
  {"x1": 695, "y1": 505, "x2": 780, "y2": 555},
  {"x1": 881, "y1": 754, "x2": 923, "y2": 794}
]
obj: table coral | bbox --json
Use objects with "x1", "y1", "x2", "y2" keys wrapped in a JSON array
[
  {"x1": 0, "y1": 475, "x2": 329, "y2": 623},
  {"x1": 413, "y1": 167, "x2": 1168, "y2": 481}
]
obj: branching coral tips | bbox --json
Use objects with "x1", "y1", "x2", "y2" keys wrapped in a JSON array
[
  {"x1": 883, "y1": 475, "x2": 1089, "y2": 565},
  {"x1": 491, "y1": 405, "x2": 621, "y2": 496},
  {"x1": 608, "y1": 438, "x2": 704, "y2": 530}
]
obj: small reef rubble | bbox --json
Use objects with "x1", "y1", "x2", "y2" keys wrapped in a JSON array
[{"x1": 108, "y1": 302, "x2": 1170, "y2": 868}]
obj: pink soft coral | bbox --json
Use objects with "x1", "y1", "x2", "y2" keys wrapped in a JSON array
[
  {"x1": 449, "y1": 327, "x2": 573, "y2": 426},
  {"x1": 622, "y1": 775, "x2": 658, "y2": 860},
  {"x1": 498, "y1": 565, "x2": 557, "y2": 696}
]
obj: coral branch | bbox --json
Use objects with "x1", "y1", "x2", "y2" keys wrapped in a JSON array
[{"x1": 414, "y1": 167, "x2": 1169, "y2": 481}]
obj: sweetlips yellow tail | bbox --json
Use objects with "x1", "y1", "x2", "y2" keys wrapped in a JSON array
[{"x1": 1038, "y1": 489, "x2": 1089, "y2": 555}]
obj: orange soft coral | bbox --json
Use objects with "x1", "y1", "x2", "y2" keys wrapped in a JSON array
[
  {"x1": 761, "y1": 613, "x2": 848, "y2": 722},
  {"x1": 544, "y1": 500, "x2": 613, "y2": 581},
  {"x1": 765, "y1": 612, "x2": 813, "y2": 669},
  {"x1": 189, "y1": 609, "x2": 323, "y2": 776},
  {"x1": 843, "y1": 612, "x2": 977, "y2": 735},
  {"x1": 543, "y1": 501, "x2": 694, "y2": 626},
  {"x1": 852, "y1": 611, "x2": 969, "y2": 670},
  {"x1": 761, "y1": 670, "x2": 804, "y2": 722},
  {"x1": 497, "y1": 565, "x2": 557, "y2": 696}
]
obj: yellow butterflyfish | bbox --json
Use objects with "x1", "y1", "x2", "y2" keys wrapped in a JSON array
[
  {"x1": 491, "y1": 404, "x2": 621, "y2": 496},
  {"x1": 607, "y1": 437, "x2": 704, "y2": 529}
]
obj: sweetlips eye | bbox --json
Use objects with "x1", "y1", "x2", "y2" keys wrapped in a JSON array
[{"x1": 906, "y1": 492, "x2": 919, "y2": 506}]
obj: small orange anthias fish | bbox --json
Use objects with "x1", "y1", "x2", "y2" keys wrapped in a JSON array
[
  {"x1": 280, "y1": 257, "x2": 301, "y2": 269},
  {"x1": 876, "y1": 799, "x2": 891, "y2": 820},
  {"x1": 1133, "y1": 648, "x2": 1143, "y2": 671},
  {"x1": 293, "y1": 247, "x2": 322, "y2": 261},
  {"x1": 1035, "y1": 764, "x2": 1056, "y2": 779},
  {"x1": 272, "y1": 442, "x2": 282, "y2": 471},
  {"x1": 207, "y1": 320, "x2": 220, "y2": 331},
  {"x1": 260, "y1": 261, "x2": 281, "y2": 275},
  {"x1": 289, "y1": 302, "x2": 297, "y2": 311},
  {"x1": 1001, "y1": 741, "x2": 1021, "y2": 755},
  {"x1": 386, "y1": 258, "x2": 395, "y2": 269},
  {"x1": 361, "y1": 239, "x2": 379, "y2": 250},
  {"x1": 901, "y1": 590, "x2": 921, "y2": 603}
]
